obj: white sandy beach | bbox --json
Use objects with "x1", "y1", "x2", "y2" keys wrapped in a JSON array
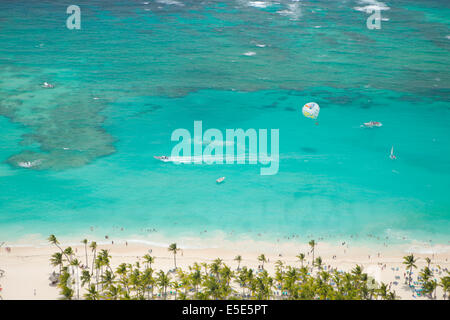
[{"x1": 1, "y1": 237, "x2": 449, "y2": 300}]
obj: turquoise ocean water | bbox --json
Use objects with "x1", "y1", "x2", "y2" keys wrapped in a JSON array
[{"x1": 0, "y1": 0, "x2": 449, "y2": 245}]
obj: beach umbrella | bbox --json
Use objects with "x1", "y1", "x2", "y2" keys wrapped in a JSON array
[{"x1": 49, "y1": 272, "x2": 59, "y2": 284}]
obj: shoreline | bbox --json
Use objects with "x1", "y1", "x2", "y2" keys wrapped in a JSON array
[
  {"x1": 1, "y1": 236, "x2": 449, "y2": 300},
  {"x1": 2, "y1": 230, "x2": 450, "y2": 254}
]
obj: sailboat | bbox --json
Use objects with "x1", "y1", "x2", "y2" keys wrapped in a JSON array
[{"x1": 389, "y1": 146, "x2": 397, "y2": 160}]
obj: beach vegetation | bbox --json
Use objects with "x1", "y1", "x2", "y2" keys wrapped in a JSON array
[{"x1": 45, "y1": 235, "x2": 429, "y2": 300}]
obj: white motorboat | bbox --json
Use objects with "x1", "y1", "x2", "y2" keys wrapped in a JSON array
[
  {"x1": 216, "y1": 177, "x2": 226, "y2": 184},
  {"x1": 154, "y1": 156, "x2": 170, "y2": 162},
  {"x1": 42, "y1": 82, "x2": 54, "y2": 88},
  {"x1": 361, "y1": 121, "x2": 382, "y2": 128}
]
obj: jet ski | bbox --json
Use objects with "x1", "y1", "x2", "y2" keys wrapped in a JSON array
[
  {"x1": 154, "y1": 156, "x2": 170, "y2": 162},
  {"x1": 361, "y1": 121, "x2": 382, "y2": 128},
  {"x1": 42, "y1": 82, "x2": 54, "y2": 88}
]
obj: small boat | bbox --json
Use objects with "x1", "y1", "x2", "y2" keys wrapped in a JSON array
[
  {"x1": 41, "y1": 82, "x2": 54, "y2": 88},
  {"x1": 18, "y1": 159, "x2": 41, "y2": 168},
  {"x1": 361, "y1": 121, "x2": 382, "y2": 128},
  {"x1": 216, "y1": 176, "x2": 226, "y2": 184},
  {"x1": 154, "y1": 156, "x2": 170, "y2": 162},
  {"x1": 389, "y1": 146, "x2": 397, "y2": 160},
  {"x1": 18, "y1": 161, "x2": 34, "y2": 168}
]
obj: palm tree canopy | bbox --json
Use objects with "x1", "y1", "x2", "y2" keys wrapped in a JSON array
[
  {"x1": 47, "y1": 234, "x2": 59, "y2": 245},
  {"x1": 168, "y1": 243, "x2": 178, "y2": 253},
  {"x1": 89, "y1": 241, "x2": 97, "y2": 250}
]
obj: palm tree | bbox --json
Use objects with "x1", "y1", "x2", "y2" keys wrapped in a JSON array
[
  {"x1": 70, "y1": 258, "x2": 81, "y2": 299},
  {"x1": 403, "y1": 254, "x2": 417, "y2": 286},
  {"x1": 351, "y1": 265, "x2": 363, "y2": 278},
  {"x1": 168, "y1": 243, "x2": 179, "y2": 270},
  {"x1": 296, "y1": 253, "x2": 305, "y2": 268},
  {"x1": 190, "y1": 267, "x2": 202, "y2": 295},
  {"x1": 309, "y1": 240, "x2": 316, "y2": 269},
  {"x1": 156, "y1": 270, "x2": 170, "y2": 299},
  {"x1": 63, "y1": 247, "x2": 74, "y2": 265},
  {"x1": 274, "y1": 260, "x2": 284, "y2": 293},
  {"x1": 106, "y1": 285, "x2": 122, "y2": 300},
  {"x1": 170, "y1": 280, "x2": 180, "y2": 300},
  {"x1": 47, "y1": 234, "x2": 61, "y2": 250},
  {"x1": 60, "y1": 285, "x2": 74, "y2": 300},
  {"x1": 116, "y1": 263, "x2": 130, "y2": 295},
  {"x1": 101, "y1": 269, "x2": 115, "y2": 295},
  {"x1": 143, "y1": 254, "x2": 155, "y2": 269},
  {"x1": 425, "y1": 257, "x2": 431, "y2": 268},
  {"x1": 234, "y1": 255, "x2": 242, "y2": 270},
  {"x1": 314, "y1": 257, "x2": 323, "y2": 270},
  {"x1": 84, "y1": 284, "x2": 100, "y2": 300},
  {"x1": 50, "y1": 252, "x2": 64, "y2": 274},
  {"x1": 254, "y1": 270, "x2": 273, "y2": 299},
  {"x1": 98, "y1": 249, "x2": 112, "y2": 272},
  {"x1": 209, "y1": 259, "x2": 222, "y2": 279},
  {"x1": 81, "y1": 270, "x2": 91, "y2": 287},
  {"x1": 47, "y1": 235, "x2": 408, "y2": 301},
  {"x1": 439, "y1": 274, "x2": 450, "y2": 300},
  {"x1": 48, "y1": 235, "x2": 71, "y2": 262},
  {"x1": 81, "y1": 239, "x2": 88, "y2": 268},
  {"x1": 284, "y1": 266, "x2": 299, "y2": 299},
  {"x1": 258, "y1": 254, "x2": 267, "y2": 269},
  {"x1": 129, "y1": 268, "x2": 143, "y2": 299},
  {"x1": 377, "y1": 282, "x2": 389, "y2": 300},
  {"x1": 58, "y1": 268, "x2": 74, "y2": 300},
  {"x1": 419, "y1": 267, "x2": 434, "y2": 298},
  {"x1": 204, "y1": 275, "x2": 222, "y2": 300},
  {"x1": 236, "y1": 268, "x2": 248, "y2": 298},
  {"x1": 220, "y1": 265, "x2": 233, "y2": 287},
  {"x1": 176, "y1": 269, "x2": 190, "y2": 297},
  {"x1": 89, "y1": 241, "x2": 97, "y2": 276},
  {"x1": 275, "y1": 260, "x2": 284, "y2": 271}
]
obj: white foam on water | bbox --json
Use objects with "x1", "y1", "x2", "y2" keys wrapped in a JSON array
[
  {"x1": 247, "y1": 1, "x2": 271, "y2": 8},
  {"x1": 161, "y1": 152, "x2": 325, "y2": 164},
  {"x1": 243, "y1": 51, "x2": 256, "y2": 56},
  {"x1": 354, "y1": 0, "x2": 390, "y2": 13},
  {"x1": 17, "y1": 159, "x2": 42, "y2": 168},
  {"x1": 161, "y1": 153, "x2": 279, "y2": 164},
  {"x1": 156, "y1": 0, "x2": 184, "y2": 6},
  {"x1": 277, "y1": 2, "x2": 302, "y2": 21}
]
